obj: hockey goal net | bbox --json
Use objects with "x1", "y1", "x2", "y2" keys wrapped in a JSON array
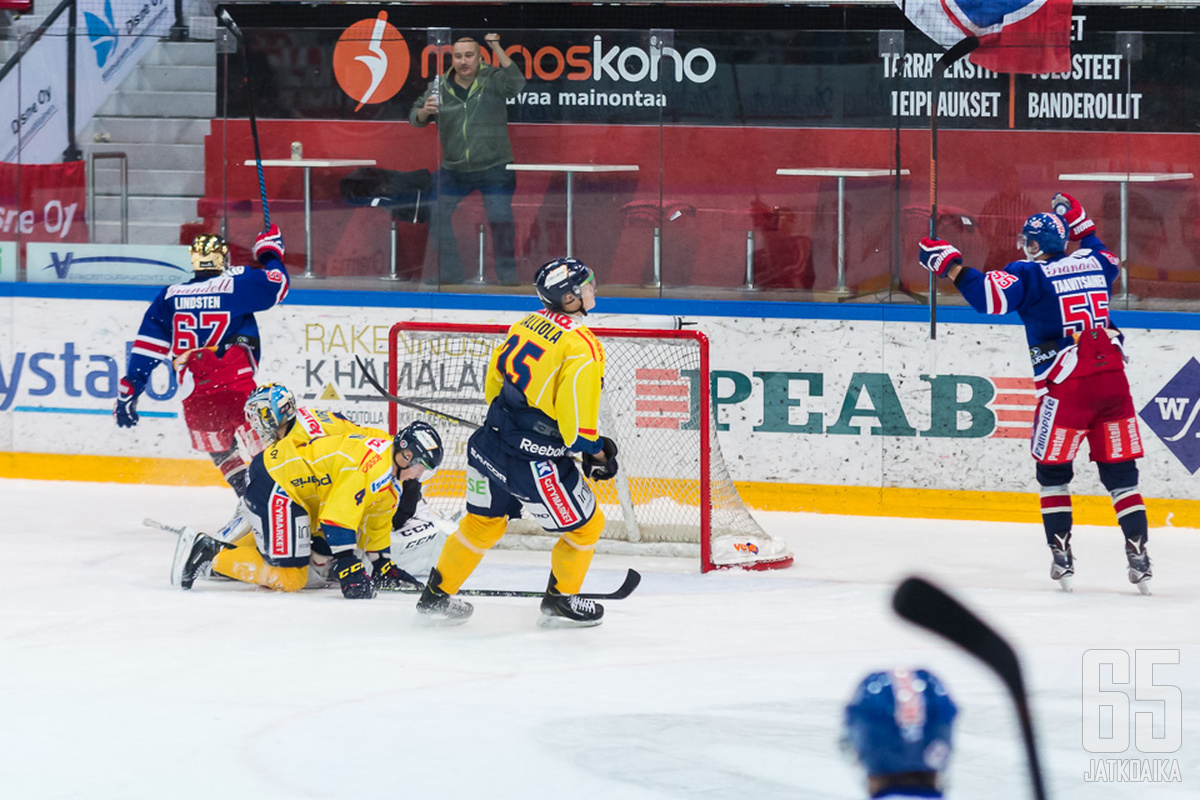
[{"x1": 387, "y1": 321, "x2": 792, "y2": 572}]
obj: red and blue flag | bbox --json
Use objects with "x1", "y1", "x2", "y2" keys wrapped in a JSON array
[{"x1": 898, "y1": 0, "x2": 1073, "y2": 74}]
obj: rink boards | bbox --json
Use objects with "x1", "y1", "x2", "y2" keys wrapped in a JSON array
[{"x1": 1, "y1": 287, "x2": 1198, "y2": 526}]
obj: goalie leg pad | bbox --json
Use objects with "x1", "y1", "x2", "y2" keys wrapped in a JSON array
[{"x1": 549, "y1": 510, "x2": 606, "y2": 595}]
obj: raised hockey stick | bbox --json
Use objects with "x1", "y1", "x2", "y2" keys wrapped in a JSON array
[
  {"x1": 382, "y1": 568, "x2": 642, "y2": 600},
  {"x1": 893, "y1": 576, "x2": 1047, "y2": 800},
  {"x1": 928, "y1": 34, "x2": 980, "y2": 373},
  {"x1": 353, "y1": 355, "x2": 482, "y2": 429},
  {"x1": 218, "y1": 8, "x2": 270, "y2": 229}
]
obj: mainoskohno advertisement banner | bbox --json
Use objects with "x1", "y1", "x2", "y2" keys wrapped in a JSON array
[{"x1": 2, "y1": 295, "x2": 1198, "y2": 503}]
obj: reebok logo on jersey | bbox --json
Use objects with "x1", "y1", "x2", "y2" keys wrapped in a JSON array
[{"x1": 521, "y1": 438, "x2": 567, "y2": 458}]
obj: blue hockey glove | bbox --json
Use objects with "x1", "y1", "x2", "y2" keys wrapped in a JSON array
[
  {"x1": 582, "y1": 436, "x2": 619, "y2": 481},
  {"x1": 334, "y1": 553, "x2": 375, "y2": 599},
  {"x1": 114, "y1": 378, "x2": 139, "y2": 428},
  {"x1": 918, "y1": 238, "x2": 962, "y2": 277},
  {"x1": 1051, "y1": 192, "x2": 1095, "y2": 240},
  {"x1": 253, "y1": 224, "x2": 285, "y2": 265}
]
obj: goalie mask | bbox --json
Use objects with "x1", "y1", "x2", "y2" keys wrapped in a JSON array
[
  {"x1": 842, "y1": 669, "x2": 957, "y2": 779},
  {"x1": 394, "y1": 421, "x2": 443, "y2": 472},
  {"x1": 1017, "y1": 213, "x2": 1067, "y2": 258},
  {"x1": 190, "y1": 233, "x2": 229, "y2": 274},
  {"x1": 244, "y1": 383, "x2": 297, "y2": 445},
  {"x1": 534, "y1": 257, "x2": 595, "y2": 314}
]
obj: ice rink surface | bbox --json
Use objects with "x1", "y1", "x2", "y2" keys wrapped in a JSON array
[{"x1": 2, "y1": 477, "x2": 1197, "y2": 800}]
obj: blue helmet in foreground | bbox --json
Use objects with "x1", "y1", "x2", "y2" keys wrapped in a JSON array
[
  {"x1": 843, "y1": 669, "x2": 957, "y2": 778},
  {"x1": 245, "y1": 383, "x2": 297, "y2": 443},
  {"x1": 1018, "y1": 212, "x2": 1068, "y2": 256},
  {"x1": 534, "y1": 257, "x2": 594, "y2": 313},
  {"x1": 394, "y1": 420, "x2": 443, "y2": 471}
]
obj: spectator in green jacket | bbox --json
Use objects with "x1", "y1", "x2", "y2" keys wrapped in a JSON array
[{"x1": 410, "y1": 33, "x2": 526, "y2": 285}]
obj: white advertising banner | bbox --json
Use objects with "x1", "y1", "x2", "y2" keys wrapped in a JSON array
[
  {"x1": 74, "y1": 0, "x2": 175, "y2": 127},
  {"x1": 0, "y1": 242, "x2": 16, "y2": 281},
  {"x1": 0, "y1": 12, "x2": 70, "y2": 164},
  {"x1": 25, "y1": 243, "x2": 191, "y2": 283},
  {"x1": 0, "y1": 1, "x2": 172, "y2": 164},
  {"x1": 0, "y1": 296, "x2": 1197, "y2": 502}
]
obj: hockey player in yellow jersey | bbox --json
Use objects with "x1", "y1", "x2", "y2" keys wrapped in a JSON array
[
  {"x1": 416, "y1": 257, "x2": 620, "y2": 626},
  {"x1": 171, "y1": 383, "x2": 444, "y2": 598}
]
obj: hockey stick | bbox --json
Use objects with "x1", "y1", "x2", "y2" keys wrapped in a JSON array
[
  {"x1": 928, "y1": 34, "x2": 980, "y2": 371},
  {"x1": 893, "y1": 576, "x2": 1047, "y2": 800},
  {"x1": 144, "y1": 515, "x2": 250, "y2": 545},
  {"x1": 382, "y1": 568, "x2": 641, "y2": 600},
  {"x1": 218, "y1": 9, "x2": 270, "y2": 229},
  {"x1": 353, "y1": 354, "x2": 482, "y2": 429}
]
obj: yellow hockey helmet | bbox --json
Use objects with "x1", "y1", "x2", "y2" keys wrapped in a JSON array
[{"x1": 190, "y1": 233, "x2": 229, "y2": 274}]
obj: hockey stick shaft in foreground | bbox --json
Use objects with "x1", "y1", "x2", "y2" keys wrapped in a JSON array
[
  {"x1": 384, "y1": 568, "x2": 641, "y2": 600},
  {"x1": 893, "y1": 576, "x2": 1047, "y2": 800},
  {"x1": 219, "y1": 9, "x2": 270, "y2": 229},
  {"x1": 928, "y1": 34, "x2": 980, "y2": 356},
  {"x1": 354, "y1": 355, "x2": 482, "y2": 429}
]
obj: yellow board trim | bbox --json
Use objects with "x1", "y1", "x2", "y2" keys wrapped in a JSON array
[{"x1": 4, "y1": 452, "x2": 1198, "y2": 528}]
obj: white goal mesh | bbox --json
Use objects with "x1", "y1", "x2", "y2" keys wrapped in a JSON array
[{"x1": 387, "y1": 322, "x2": 792, "y2": 572}]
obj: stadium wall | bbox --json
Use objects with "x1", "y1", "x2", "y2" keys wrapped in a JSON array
[{"x1": 2, "y1": 286, "x2": 1198, "y2": 527}]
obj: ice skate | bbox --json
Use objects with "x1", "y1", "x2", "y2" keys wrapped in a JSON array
[
  {"x1": 539, "y1": 573, "x2": 604, "y2": 628},
  {"x1": 170, "y1": 529, "x2": 230, "y2": 590},
  {"x1": 415, "y1": 568, "x2": 473, "y2": 625},
  {"x1": 1049, "y1": 533, "x2": 1074, "y2": 592},
  {"x1": 539, "y1": 592, "x2": 604, "y2": 628},
  {"x1": 1124, "y1": 537, "x2": 1152, "y2": 595}
]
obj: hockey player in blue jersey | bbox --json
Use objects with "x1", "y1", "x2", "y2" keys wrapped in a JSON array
[
  {"x1": 114, "y1": 226, "x2": 289, "y2": 497},
  {"x1": 919, "y1": 192, "x2": 1151, "y2": 594},
  {"x1": 842, "y1": 668, "x2": 957, "y2": 798}
]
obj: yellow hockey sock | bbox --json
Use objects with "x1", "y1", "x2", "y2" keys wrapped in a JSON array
[
  {"x1": 434, "y1": 513, "x2": 507, "y2": 594},
  {"x1": 549, "y1": 512, "x2": 605, "y2": 594},
  {"x1": 212, "y1": 544, "x2": 308, "y2": 592}
]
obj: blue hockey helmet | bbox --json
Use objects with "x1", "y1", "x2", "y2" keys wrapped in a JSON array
[
  {"x1": 1018, "y1": 212, "x2": 1068, "y2": 256},
  {"x1": 244, "y1": 383, "x2": 297, "y2": 443},
  {"x1": 394, "y1": 420, "x2": 443, "y2": 471},
  {"x1": 842, "y1": 668, "x2": 957, "y2": 778},
  {"x1": 534, "y1": 257, "x2": 594, "y2": 313}
]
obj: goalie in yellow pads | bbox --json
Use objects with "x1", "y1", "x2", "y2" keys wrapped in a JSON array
[
  {"x1": 416, "y1": 257, "x2": 620, "y2": 626},
  {"x1": 171, "y1": 383, "x2": 442, "y2": 598}
]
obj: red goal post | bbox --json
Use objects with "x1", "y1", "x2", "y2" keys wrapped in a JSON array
[{"x1": 387, "y1": 321, "x2": 792, "y2": 572}]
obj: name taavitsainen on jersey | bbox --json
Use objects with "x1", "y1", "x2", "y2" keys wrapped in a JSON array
[
  {"x1": 264, "y1": 429, "x2": 397, "y2": 548},
  {"x1": 955, "y1": 233, "x2": 1121, "y2": 381},
  {"x1": 485, "y1": 309, "x2": 606, "y2": 453},
  {"x1": 123, "y1": 261, "x2": 289, "y2": 394}
]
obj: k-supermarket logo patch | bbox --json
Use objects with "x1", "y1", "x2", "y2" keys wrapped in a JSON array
[{"x1": 1139, "y1": 358, "x2": 1200, "y2": 473}]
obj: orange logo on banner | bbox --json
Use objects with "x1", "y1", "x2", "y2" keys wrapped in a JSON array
[{"x1": 333, "y1": 11, "x2": 410, "y2": 112}]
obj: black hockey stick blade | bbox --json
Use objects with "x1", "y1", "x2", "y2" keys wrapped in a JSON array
[
  {"x1": 893, "y1": 576, "x2": 1047, "y2": 800},
  {"x1": 384, "y1": 568, "x2": 642, "y2": 600},
  {"x1": 353, "y1": 355, "x2": 481, "y2": 429}
]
